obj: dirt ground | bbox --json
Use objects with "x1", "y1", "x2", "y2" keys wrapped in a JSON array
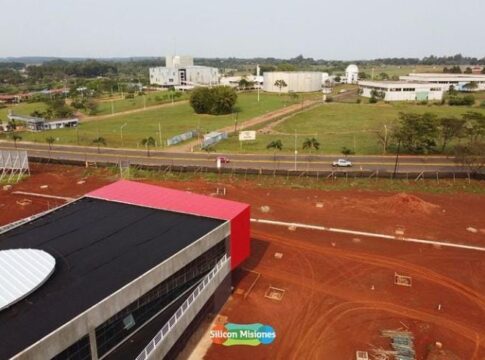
[{"x1": 1, "y1": 164, "x2": 484, "y2": 359}]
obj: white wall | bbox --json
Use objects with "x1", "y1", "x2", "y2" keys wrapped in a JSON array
[
  {"x1": 263, "y1": 72, "x2": 322, "y2": 93},
  {"x1": 149, "y1": 66, "x2": 219, "y2": 86},
  {"x1": 360, "y1": 86, "x2": 443, "y2": 101}
]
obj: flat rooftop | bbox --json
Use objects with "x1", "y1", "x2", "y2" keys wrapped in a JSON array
[
  {"x1": 0, "y1": 197, "x2": 224, "y2": 359},
  {"x1": 358, "y1": 80, "x2": 439, "y2": 88}
]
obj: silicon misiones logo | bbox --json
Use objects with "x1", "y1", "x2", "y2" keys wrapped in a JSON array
[{"x1": 210, "y1": 323, "x2": 276, "y2": 346}]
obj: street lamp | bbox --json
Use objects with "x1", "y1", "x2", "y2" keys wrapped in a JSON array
[{"x1": 120, "y1": 123, "x2": 127, "y2": 147}]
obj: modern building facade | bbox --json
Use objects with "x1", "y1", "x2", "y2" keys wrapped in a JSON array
[
  {"x1": 262, "y1": 71, "x2": 322, "y2": 93},
  {"x1": 358, "y1": 81, "x2": 444, "y2": 101},
  {"x1": 399, "y1": 73, "x2": 485, "y2": 92},
  {"x1": 149, "y1": 56, "x2": 219, "y2": 88},
  {"x1": 0, "y1": 180, "x2": 250, "y2": 360}
]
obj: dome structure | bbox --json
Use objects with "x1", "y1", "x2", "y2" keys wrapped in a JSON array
[{"x1": 345, "y1": 64, "x2": 359, "y2": 84}]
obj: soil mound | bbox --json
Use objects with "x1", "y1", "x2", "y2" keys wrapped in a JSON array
[{"x1": 380, "y1": 193, "x2": 440, "y2": 215}]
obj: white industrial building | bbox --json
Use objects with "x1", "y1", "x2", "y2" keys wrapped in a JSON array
[
  {"x1": 344, "y1": 64, "x2": 359, "y2": 84},
  {"x1": 219, "y1": 75, "x2": 263, "y2": 88},
  {"x1": 149, "y1": 56, "x2": 219, "y2": 88},
  {"x1": 358, "y1": 81, "x2": 443, "y2": 102},
  {"x1": 399, "y1": 73, "x2": 485, "y2": 92},
  {"x1": 263, "y1": 72, "x2": 322, "y2": 93}
]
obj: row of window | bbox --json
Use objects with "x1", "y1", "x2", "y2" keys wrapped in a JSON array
[{"x1": 51, "y1": 240, "x2": 227, "y2": 360}]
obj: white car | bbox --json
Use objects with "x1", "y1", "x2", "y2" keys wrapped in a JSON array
[{"x1": 332, "y1": 159, "x2": 352, "y2": 167}]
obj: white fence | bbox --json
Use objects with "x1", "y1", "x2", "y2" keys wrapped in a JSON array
[
  {"x1": 135, "y1": 254, "x2": 229, "y2": 360},
  {"x1": 167, "y1": 130, "x2": 197, "y2": 146},
  {"x1": 0, "y1": 150, "x2": 30, "y2": 183}
]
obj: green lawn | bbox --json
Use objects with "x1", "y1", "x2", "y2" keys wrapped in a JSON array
[
  {"x1": 11, "y1": 93, "x2": 289, "y2": 148},
  {"x1": 0, "y1": 102, "x2": 47, "y2": 122},
  {"x1": 214, "y1": 102, "x2": 485, "y2": 155},
  {"x1": 91, "y1": 91, "x2": 190, "y2": 116}
]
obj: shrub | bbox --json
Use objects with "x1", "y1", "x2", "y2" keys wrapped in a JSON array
[
  {"x1": 189, "y1": 86, "x2": 237, "y2": 115},
  {"x1": 449, "y1": 95, "x2": 475, "y2": 106},
  {"x1": 369, "y1": 97, "x2": 378, "y2": 104},
  {"x1": 325, "y1": 96, "x2": 333, "y2": 103}
]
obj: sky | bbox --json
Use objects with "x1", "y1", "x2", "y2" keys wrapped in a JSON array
[{"x1": 0, "y1": 0, "x2": 484, "y2": 60}]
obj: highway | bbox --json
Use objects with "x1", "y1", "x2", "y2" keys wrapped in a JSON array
[{"x1": 0, "y1": 141, "x2": 464, "y2": 174}]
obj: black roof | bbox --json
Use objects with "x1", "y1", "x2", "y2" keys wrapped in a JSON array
[{"x1": 0, "y1": 197, "x2": 223, "y2": 359}]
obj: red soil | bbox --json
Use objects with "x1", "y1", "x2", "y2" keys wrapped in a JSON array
[{"x1": 1, "y1": 165, "x2": 484, "y2": 359}]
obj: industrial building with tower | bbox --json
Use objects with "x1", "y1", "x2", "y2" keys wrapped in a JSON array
[
  {"x1": 149, "y1": 55, "x2": 220, "y2": 88},
  {"x1": 0, "y1": 180, "x2": 250, "y2": 360}
]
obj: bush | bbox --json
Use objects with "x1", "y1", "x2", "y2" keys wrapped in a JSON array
[
  {"x1": 369, "y1": 97, "x2": 378, "y2": 104},
  {"x1": 325, "y1": 96, "x2": 333, "y2": 103},
  {"x1": 480, "y1": 100, "x2": 485, "y2": 108},
  {"x1": 449, "y1": 95, "x2": 475, "y2": 106},
  {"x1": 189, "y1": 86, "x2": 237, "y2": 115},
  {"x1": 356, "y1": 98, "x2": 361, "y2": 104}
]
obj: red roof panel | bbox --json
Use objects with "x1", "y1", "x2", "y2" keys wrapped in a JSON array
[{"x1": 87, "y1": 180, "x2": 248, "y2": 221}]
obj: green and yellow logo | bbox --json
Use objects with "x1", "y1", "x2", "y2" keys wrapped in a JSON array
[{"x1": 210, "y1": 323, "x2": 276, "y2": 346}]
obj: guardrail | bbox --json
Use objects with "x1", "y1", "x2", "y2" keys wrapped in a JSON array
[{"x1": 135, "y1": 254, "x2": 230, "y2": 360}]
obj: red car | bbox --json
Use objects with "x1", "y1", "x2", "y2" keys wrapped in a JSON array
[{"x1": 216, "y1": 156, "x2": 230, "y2": 164}]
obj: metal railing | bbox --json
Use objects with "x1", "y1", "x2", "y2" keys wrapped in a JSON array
[{"x1": 135, "y1": 254, "x2": 230, "y2": 360}]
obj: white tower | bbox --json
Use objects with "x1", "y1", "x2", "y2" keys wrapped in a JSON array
[{"x1": 345, "y1": 64, "x2": 359, "y2": 84}]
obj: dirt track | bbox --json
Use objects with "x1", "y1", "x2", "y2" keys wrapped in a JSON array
[{"x1": 1, "y1": 164, "x2": 484, "y2": 359}]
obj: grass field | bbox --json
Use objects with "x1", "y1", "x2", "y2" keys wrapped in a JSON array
[
  {"x1": 9, "y1": 93, "x2": 289, "y2": 148},
  {"x1": 214, "y1": 102, "x2": 485, "y2": 155},
  {"x1": 89, "y1": 91, "x2": 190, "y2": 116},
  {"x1": 0, "y1": 102, "x2": 47, "y2": 121}
]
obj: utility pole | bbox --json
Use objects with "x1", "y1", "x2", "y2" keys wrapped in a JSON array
[
  {"x1": 120, "y1": 123, "x2": 127, "y2": 147},
  {"x1": 256, "y1": 64, "x2": 260, "y2": 103},
  {"x1": 158, "y1": 121, "x2": 162, "y2": 147},
  {"x1": 393, "y1": 139, "x2": 401, "y2": 178},
  {"x1": 294, "y1": 129, "x2": 298, "y2": 171}
]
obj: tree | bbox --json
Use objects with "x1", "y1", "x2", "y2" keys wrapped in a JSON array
[
  {"x1": 140, "y1": 137, "x2": 156, "y2": 157},
  {"x1": 45, "y1": 136, "x2": 55, "y2": 152},
  {"x1": 376, "y1": 123, "x2": 393, "y2": 154},
  {"x1": 266, "y1": 140, "x2": 283, "y2": 162},
  {"x1": 463, "y1": 81, "x2": 478, "y2": 91},
  {"x1": 238, "y1": 78, "x2": 250, "y2": 90},
  {"x1": 439, "y1": 117, "x2": 465, "y2": 152},
  {"x1": 462, "y1": 112, "x2": 485, "y2": 143},
  {"x1": 341, "y1": 146, "x2": 355, "y2": 157},
  {"x1": 464, "y1": 67, "x2": 473, "y2": 74},
  {"x1": 453, "y1": 142, "x2": 485, "y2": 174},
  {"x1": 393, "y1": 112, "x2": 439, "y2": 154},
  {"x1": 379, "y1": 72, "x2": 389, "y2": 80},
  {"x1": 302, "y1": 137, "x2": 320, "y2": 154},
  {"x1": 11, "y1": 133, "x2": 22, "y2": 148},
  {"x1": 274, "y1": 80, "x2": 288, "y2": 95},
  {"x1": 211, "y1": 86, "x2": 238, "y2": 115},
  {"x1": 92, "y1": 137, "x2": 107, "y2": 153},
  {"x1": 189, "y1": 86, "x2": 237, "y2": 115}
]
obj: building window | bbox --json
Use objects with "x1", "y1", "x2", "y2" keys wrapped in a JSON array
[
  {"x1": 52, "y1": 335, "x2": 91, "y2": 360},
  {"x1": 95, "y1": 240, "x2": 227, "y2": 357}
]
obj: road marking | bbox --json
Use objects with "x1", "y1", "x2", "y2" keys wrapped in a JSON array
[
  {"x1": 251, "y1": 218, "x2": 485, "y2": 252},
  {"x1": 0, "y1": 146, "x2": 458, "y2": 167}
]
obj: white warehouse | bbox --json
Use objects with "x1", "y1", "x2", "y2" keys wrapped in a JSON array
[
  {"x1": 359, "y1": 81, "x2": 444, "y2": 102},
  {"x1": 149, "y1": 56, "x2": 219, "y2": 88},
  {"x1": 399, "y1": 73, "x2": 485, "y2": 92},
  {"x1": 263, "y1": 72, "x2": 322, "y2": 93}
]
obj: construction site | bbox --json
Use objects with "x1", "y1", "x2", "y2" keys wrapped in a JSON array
[{"x1": 1, "y1": 160, "x2": 484, "y2": 360}]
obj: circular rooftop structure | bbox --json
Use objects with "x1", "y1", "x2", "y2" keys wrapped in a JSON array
[
  {"x1": 0, "y1": 249, "x2": 55, "y2": 311},
  {"x1": 346, "y1": 64, "x2": 359, "y2": 73}
]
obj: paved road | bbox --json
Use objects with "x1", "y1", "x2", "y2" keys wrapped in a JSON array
[{"x1": 0, "y1": 141, "x2": 464, "y2": 174}]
